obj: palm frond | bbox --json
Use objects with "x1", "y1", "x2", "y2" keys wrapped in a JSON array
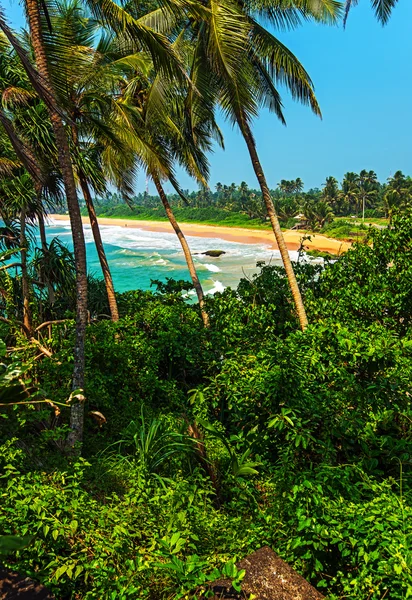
[
  {"x1": 250, "y1": 21, "x2": 321, "y2": 116},
  {"x1": 248, "y1": 0, "x2": 342, "y2": 29},
  {"x1": 344, "y1": 0, "x2": 398, "y2": 27},
  {"x1": 85, "y1": 0, "x2": 186, "y2": 82},
  {"x1": 371, "y1": 0, "x2": 398, "y2": 24},
  {"x1": 2, "y1": 86, "x2": 36, "y2": 107},
  {"x1": 0, "y1": 109, "x2": 47, "y2": 186},
  {"x1": 0, "y1": 8, "x2": 63, "y2": 115},
  {"x1": 0, "y1": 156, "x2": 20, "y2": 176}
]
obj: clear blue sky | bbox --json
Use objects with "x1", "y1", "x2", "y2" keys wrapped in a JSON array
[{"x1": 4, "y1": 0, "x2": 412, "y2": 192}]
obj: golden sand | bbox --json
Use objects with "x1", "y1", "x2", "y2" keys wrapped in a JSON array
[{"x1": 49, "y1": 215, "x2": 350, "y2": 255}]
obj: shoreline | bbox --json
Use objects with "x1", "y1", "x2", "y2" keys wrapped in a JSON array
[{"x1": 48, "y1": 214, "x2": 350, "y2": 255}]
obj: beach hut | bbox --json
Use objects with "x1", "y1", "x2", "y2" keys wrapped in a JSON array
[{"x1": 292, "y1": 213, "x2": 308, "y2": 230}]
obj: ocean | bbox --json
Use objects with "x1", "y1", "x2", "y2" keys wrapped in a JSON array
[{"x1": 43, "y1": 219, "x2": 291, "y2": 294}]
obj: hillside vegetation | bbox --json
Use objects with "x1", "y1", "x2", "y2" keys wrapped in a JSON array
[{"x1": 1, "y1": 215, "x2": 411, "y2": 599}]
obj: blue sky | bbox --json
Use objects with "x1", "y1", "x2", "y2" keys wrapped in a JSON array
[{"x1": 3, "y1": 0, "x2": 411, "y2": 193}]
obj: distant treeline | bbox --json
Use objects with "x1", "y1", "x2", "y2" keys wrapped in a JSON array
[{"x1": 72, "y1": 171, "x2": 412, "y2": 231}]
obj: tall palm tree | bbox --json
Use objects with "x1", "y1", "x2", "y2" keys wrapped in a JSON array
[
  {"x1": 341, "y1": 171, "x2": 360, "y2": 215},
  {"x1": 294, "y1": 177, "x2": 304, "y2": 194},
  {"x1": 358, "y1": 169, "x2": 378, "y2": 221},
  {"x1": 0, "y1": 33, "x2": 65, "y2": 315},
  {"x1": 1, "y1": 0, "x2": 189, "y2": 446},
  {"x1": 322, "y1": 175, "x2": 342, "y2": 213},
  {"x1": 0, "y1": 2, "x2": 88, "y2": 446},
  {"x1": 186, "y1": 0, "x2": 341, "y2": 330},
  {"x1": 384, "y1": 171, "x2": 412, "y2": 222},
  {"x1": 303, "y1": 198, "x2": 334, "y2": 230},
  {"x1": 39, "y1": 1, "x2": 123, "y2": 321},
  {"x1": 116, "y1": 43, "x2": 222, "y2": 327}
]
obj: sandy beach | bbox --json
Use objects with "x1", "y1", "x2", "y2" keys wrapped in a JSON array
[{"x1": 49, "y1": 214, "x2": 350, "y2": 255}]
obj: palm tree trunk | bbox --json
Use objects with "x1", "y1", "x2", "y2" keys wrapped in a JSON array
[
  {"x1": 37, "y1": 210, "x2": 48, "y2": 252},
  {"x1": 36, "y1": 208, "x2": 56, "y2": 307},
  {"x1": 25, "y1": 0, "x2": 87, "y2": 448},
  {"x1": 152, "y1": 173, "x2": 209, "y2": 327},
  {"x1": 362, "y1": 194, "x2": 365, "y2": 223},
  {"x1": 238, "y1": 114, "x2": 308, "y2": 330},
  {"x1": 19, "y1": 210, "x2": 32, "y2": 335},
  {"x1": 78, "y1": 172, "x2": 119, "y2": 321}
]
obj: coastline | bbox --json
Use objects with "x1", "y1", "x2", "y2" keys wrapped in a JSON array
[{"x1": 48, "y1": 214, "x2": 350, "y2": 255}]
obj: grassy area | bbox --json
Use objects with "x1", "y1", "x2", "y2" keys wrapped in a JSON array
[
  {"x1": 305, "y1": 248, "x2": 336, "y2": 259},
  {"x1": 333, "y1": 216, "x2": 389, "y2": 226},
  {"x1": 82, "y1": 206, "x2": 276, "y2": 230},
  {"x1": 81, "y1": 206, "x2": 388, "y2": 240}
]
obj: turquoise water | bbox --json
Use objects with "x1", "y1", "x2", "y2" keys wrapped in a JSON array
[{"x1": 43, "y1": 218, "x2": 288, "y2": 294}]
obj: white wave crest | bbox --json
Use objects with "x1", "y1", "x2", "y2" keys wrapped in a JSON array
[
  {"x1": 207, "y1": 280, "x2": 225, "y2": 295},
  {"x1": 203, "y1": 263, "x2": 221, "y2": 273}
]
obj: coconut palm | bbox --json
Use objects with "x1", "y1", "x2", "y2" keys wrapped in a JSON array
[
  {"x1": 294, "y1": 178, "x2": 304, "y2": 194},
  {"x1": 0, "y1": 31, "x2": 78, "y2": 331},
  {"x1": 303, "y1": 198, "x2": 334, "y2": 230},
  {"x1": 0, "y1": 2, "x2": 89, "y2": 446},
  {"x1": 384, "y1": 171, "x2": 412, "y2": 222},
  {"x1": 116, "y1": 41, "x2": 223, "y2": 327},
  {"x1": 358, "y1": 169, "x2": 378, "y2": 221},
  {"x1": 184, "y1": 0, "x2": 341, "y2": 330},
  {"x1": 38, "y1": 0, "x2": 123, "y2": 321},
  {"x1": 341, "y1": 172, "x2": 360, "y2": 215},
  {"x1": 322, "y1": 175, "x2": 346, "y2": 214},
  {"x1": 0, "y1": 0, "x2": 191, "y2": 446}
]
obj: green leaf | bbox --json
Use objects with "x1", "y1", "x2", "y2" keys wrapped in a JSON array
[
  {"x1": 70, "y1": 520, "x2": 78, "y2": 534},
  {"x1": 54, "y1": 565, "x2": 67, "y2": 581},
  {"x1": 0, "y1": 535, "x2": 33, "y2": 555}
]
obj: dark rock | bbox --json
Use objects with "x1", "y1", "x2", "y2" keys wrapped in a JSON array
[
  {"x1": 0, "y1": 569, "x2": 55, "y2": 599},
  {"x1": 202, "y1": 250, "x2": 226, "y2": 257},
  {"x1": 206, "y1": 547, "x2": 324, "y2": 600}
]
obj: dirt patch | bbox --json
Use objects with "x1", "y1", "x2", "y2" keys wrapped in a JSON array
[
  {"x1": 205, "y1": 547, "x2": 324, "y2": 600},
  {"x1": 0, "y1": 568, "x2": 55, "y2": 599}
]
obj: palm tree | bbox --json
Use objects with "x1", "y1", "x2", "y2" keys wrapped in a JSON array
[
  {"x1": 116, "y1": 46, "x2": 221, "y2": 327},
  {"x1": 0, "y1": 2, "x2": 89, "y2": 446},
  {"x1": 0, "y1": 33, "x2": 66, "y2": 318},
  {"x1": 238, "y1": 181, "x2": 249, "y2": 212},
  {"x1": 39, "y1": 1, "x2": 122, "y2": 321},
  {"x1": 384, "y1": 171, "x2": 412, "y2": 222},
  {"x1": 1, "y1": 0, "x2": 189, "y2": 446},
  {"x1": 322, "y1": 176, "x2": 343, "y2": 214},
  {"x1": 358, "y1": 169, "x2": 378, "y2": 221},
  {"x1": 294, "y1": 178, "x2": 304, "y2": 195},
  {"x1": 187, "y1": 0, "x2": 341, "y2": 330},
  {"x1": 341, "y1": 172, "x2": 360, "y2": 216},
  {"x1": 278, "y1": 179, "x2": 295, "y2": 195},
  {"x1": 303, "y1": 198, "x2": 334, "y2": 230}
]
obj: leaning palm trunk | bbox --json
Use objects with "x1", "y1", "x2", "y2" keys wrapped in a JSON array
[
  {"x1": 19, "y1": 210, "x2": 32, "y2": 335},
  {"x1": 36, "y1": 208, "x2": 56, "y2": 308},
  {"x1": 152, "y1": 173, "x2": 209, "y2": 327},
  {"x1": 78, "y1": 171, "x2": 119, "y2": 321},
  {"x1": 25, "y1": 0, "x2": 88, "y2": 447},
  {"x1": 239, "y1": 115, "x2": 308, "y2": 330},
  {"x1": 37, "y1": 209, "x2": 48, "y2": 252}
]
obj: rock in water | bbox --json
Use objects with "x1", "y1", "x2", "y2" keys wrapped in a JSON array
[
  {"x1": 207, "y1": 546, "x2": 324, "y2": 599},
  {"x1": 202, "y1": 250, "x2": 226, "y2": 257}
]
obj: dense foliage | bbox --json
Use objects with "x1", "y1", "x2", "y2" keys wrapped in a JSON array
[
  {"x1": 78, "y1": 171, "x2": 412, "y2": 233},
  {"x1": 0, "y1": 0, "x2": 408, "y2": 597},
  {"x1": 0, "y1": 215, "x2": 411, "y2": 599}
]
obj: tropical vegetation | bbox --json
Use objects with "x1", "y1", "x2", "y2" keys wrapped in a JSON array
[
  {"x1": 0, "y1": 0, "x2": 409, "y2": 598},
  {"x1": 84, "y1": 169, "x2": 412, "y2": 231}
]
